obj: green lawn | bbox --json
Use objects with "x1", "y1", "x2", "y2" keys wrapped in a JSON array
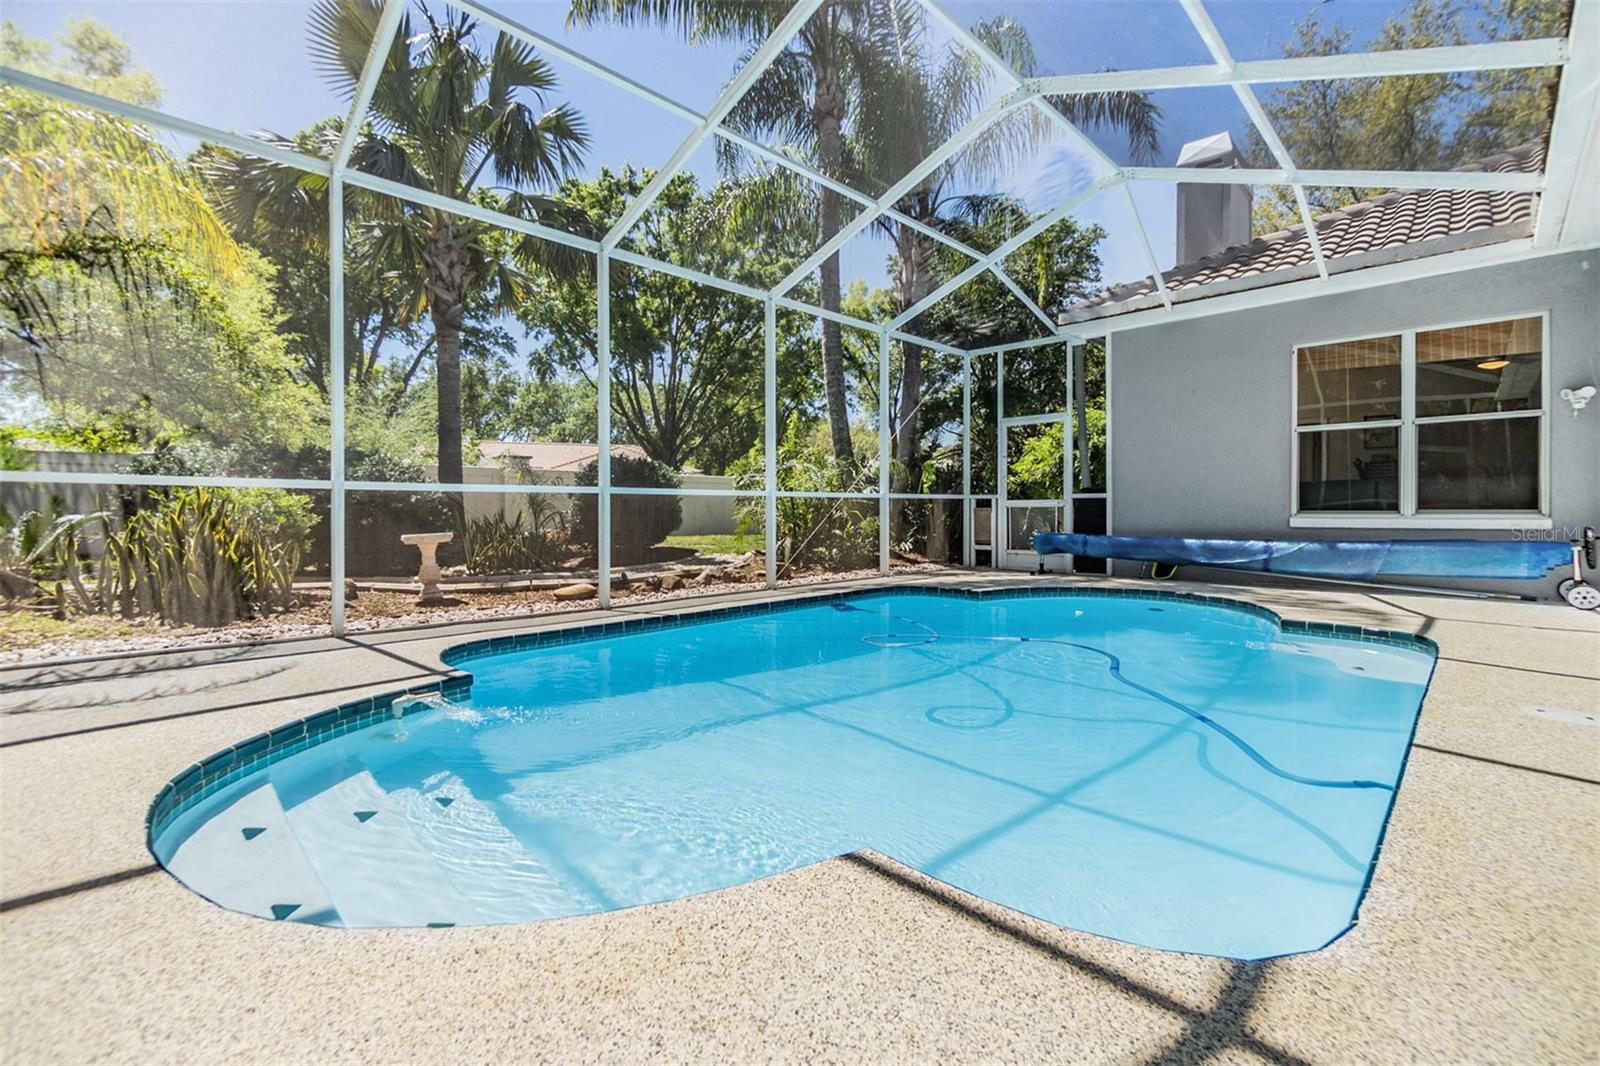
[{"x1": 662, "y1": 533, "x2": 757, "y2": 556}]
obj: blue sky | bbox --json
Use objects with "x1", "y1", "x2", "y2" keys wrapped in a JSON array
[{"x1": 9, "y1": 0, "x2": 1424, "y2": 301}]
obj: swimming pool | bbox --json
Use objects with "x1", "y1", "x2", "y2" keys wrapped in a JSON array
[{"x1": 150, "y1": 589, "x2": 1436, "y2": 959}]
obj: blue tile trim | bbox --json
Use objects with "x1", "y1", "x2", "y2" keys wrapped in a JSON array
[
  {"x1": 145, "y1": 584, "x2": 1435, "y2": 851},
  {"x1": 439, "y1": 583, "x2": 1437, "y2": 667},
  {"x1": 144, "y1": 672, "x2": 472, "y2": 844}
]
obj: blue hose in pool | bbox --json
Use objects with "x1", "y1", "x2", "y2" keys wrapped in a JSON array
[{"x1": 842, "y1": 603, "x2": 1393, "y2": 792}]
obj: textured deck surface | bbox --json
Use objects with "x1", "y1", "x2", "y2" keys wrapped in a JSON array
[{"x1": 2, "y1": 572, "x2": 1596, "y2": 1065}]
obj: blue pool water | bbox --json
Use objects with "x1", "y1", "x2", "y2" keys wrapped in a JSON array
[{"x1": 152, "y1": 592, "x2": 1435, "y2": 958}]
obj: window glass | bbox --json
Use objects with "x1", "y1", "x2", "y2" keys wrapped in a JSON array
[
  {"x1": 1297, "y1": 427, "x2": 1399, "y2": 512},
  {"x1": 1417, "y1": 418, "x2": 1539, "y2": 511},
  {"x1": 1296, "y1": 336, "x2": 1401, "y2": 426},
  {"x1": 1416, "y1": 317, "x2": 1542, "y2": 418}
]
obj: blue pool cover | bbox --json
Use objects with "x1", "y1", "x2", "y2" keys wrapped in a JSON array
[{"x1": 1034, "y1": 532, "x2": 1571, "y2": 580}]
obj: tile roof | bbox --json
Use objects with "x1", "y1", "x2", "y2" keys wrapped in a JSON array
[
  {"x1": 476, "y1": 441, "x2": 649, "y2": 471},
  {"x1": 1060, "y1": 141, "x2": 1543, "y2": 324}
]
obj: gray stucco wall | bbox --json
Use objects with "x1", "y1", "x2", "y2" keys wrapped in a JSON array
[{"x1": 1106, "y1": 249, "x2": 1600, "y2": 598}]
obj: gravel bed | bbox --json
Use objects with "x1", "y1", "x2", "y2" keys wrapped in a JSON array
[{"x1": 0, "y1": 564, "x2": 948, "y2": 666}]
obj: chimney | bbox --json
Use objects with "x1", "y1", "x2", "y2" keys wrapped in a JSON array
[{"x1": 1175, "y1": 132, "x2": 1252, "y2": 264}]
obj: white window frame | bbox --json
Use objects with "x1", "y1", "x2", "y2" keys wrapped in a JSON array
[{"x1": 1289, "y1": 309, "x2": 1552, "y2": 531}]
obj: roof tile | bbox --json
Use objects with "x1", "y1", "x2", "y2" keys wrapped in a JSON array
[{"x1": 1062, "y1": 142, "x2": 1542, "y2": 322}]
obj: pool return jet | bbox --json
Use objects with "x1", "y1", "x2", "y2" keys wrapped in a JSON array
[{"x1": 1033, "y1": 527, "x2": 1600, "y2": 610}]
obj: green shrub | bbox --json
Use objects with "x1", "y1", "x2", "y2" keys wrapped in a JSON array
[
  {"x1": 0, "y1": 498, "x2": 105, "y2": 608},
  {"x1": 124, "y1": 439, "x2": 453, "y2": 575},
  {"x1": 98, "y1": 486, "x2": 310, "y2": 626},
  {"x1": 462, "y1": 504, "x2": 567, "y2": 574},
  {"x1": 731, "y1": 414, "x2": 877, "y2": 574},
  {"x1": 571, "y1": 454, "x2": 681, "y2": 564}
]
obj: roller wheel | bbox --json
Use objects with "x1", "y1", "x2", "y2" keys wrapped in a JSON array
[{"x1": 1562, "y1": 581, "x2": 1600, "y2": 611}]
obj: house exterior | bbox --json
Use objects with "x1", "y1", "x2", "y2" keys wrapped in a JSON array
[
  {"x1": 1060, "y1": 139, "x2": 1600, "y2": 598},
  {"x1": 461, "y1": 442, "x2": 739, "y2": 536}
]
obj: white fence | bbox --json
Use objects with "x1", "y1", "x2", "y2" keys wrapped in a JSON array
[{"x1": 3, "y1": 452, "x2": 739, "y2": 539}]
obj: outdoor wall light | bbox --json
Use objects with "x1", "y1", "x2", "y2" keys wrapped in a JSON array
[
  {"x1": 1476, "y1": 358, "x2": 1511, "y2": 370},
  {"x1": 1559, "y1": 385, "x2": 1596, "y2": 416}
]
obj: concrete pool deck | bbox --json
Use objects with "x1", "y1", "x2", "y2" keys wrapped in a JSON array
[{"x1": 1, "y1": 571, "x2": 1596, "y2": 1064}]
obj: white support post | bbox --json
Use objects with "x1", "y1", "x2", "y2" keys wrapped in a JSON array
[
  {"x1": 890, "y1": 174, "x2": 1122, "y2": 330},
  {"x1": 764, "y1": 298, "x2": 778, "y2": 589},
  {"x1": 1104, "y1": 333, "x2": 1115, "y2": 537},
  {"x1": 597, "y1": 250, "x2": 612, "y2": 608},
  {"x1": 0, "y1": 67, "x2": 332, "y2": 176},
  {"x1": 878, "y1": 331, "x2": 891, "y2": 576},
  {"x1": 776, "y1": 87, "x2": 1038, "y2": 295},
  {"x1": 1123, "y1": 164, "x2": 1540, "y2": 192},
  {"x1": 1177, "y1": 0, "x2": 1329, "y2": 280},
  {"x1": 600, "y1": 0, "x2": 822, "y2": 251},
  {"x1": 328, "y1": 0, "x2": 404, "y2": 638},
  {"x1": 332, "y1": 0, "x2": 405, "y2": 171},
  {"x1": 329, "y1": 183, "x2": 347, "y2": 637},
  {"x1": 1061, "y1": 340, "x2": 1074, "y2": 561},
  {"x1": 961, "y1": 354, "x2": 972, "y2": 568},
  {"x1": 1122, "y1": 183, "x2": 1172, "y2": 309},
  {"x1": 993, "y1": 351, "x2": 1006, "y2": 571},
  {"x1": 1024, "y1": 37, "x2": 1568, "y2": 94},
  {"x1": 1536, "y1": 0, "x2": 1600, "y2": 248}
]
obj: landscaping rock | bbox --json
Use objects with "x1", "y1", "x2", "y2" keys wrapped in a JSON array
[
  {"x1": 552, "y1": 582, "x2": 598, "y2": 602},
  {"x1": 685, "y1": 567, "x2": 721, "y2": 588},
  {"x1": 658, "y1": 573, "x2": 684, "y2": 592}
]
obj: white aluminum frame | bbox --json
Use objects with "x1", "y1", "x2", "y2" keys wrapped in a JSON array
[{"x1": 1, "y1": 0, "x2": 1591, "y2": 630}]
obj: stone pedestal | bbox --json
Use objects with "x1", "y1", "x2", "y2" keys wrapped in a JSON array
[{"x1": 400, "y1": 531, "x2": 454, "y2": 605}]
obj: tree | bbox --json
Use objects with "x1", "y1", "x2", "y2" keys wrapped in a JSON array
[
  {"x1": 0, "y1": 21, "x2": 316, "y2": 453},
  {"x1": 853, "y1": 12, "x2": 1158, "y2": 497},
  {"x1": 1250, "y1": 0, "x2": 1563, "y2": 233},
  {"x1": 0, "y1": 16, "x2": 161, "y2": 107},
  {"x1": 922, "y1": 209, "x2": 1106, "y2": 500},
  {"x1": 516, "y1": 167, "x2": 815, "y2": 474},
  {"x1": 304, "y1": 0, "x2": 591, "y2": 503},
  {"x1": 569, "y1": 0, "x2": 906, "y2": 469}
]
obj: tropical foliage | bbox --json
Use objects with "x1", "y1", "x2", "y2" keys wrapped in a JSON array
[
  {"x1": 0, "y1": 0, "x2": 1568, "y2": 632},
  {"x1": 572, "y1": 454, "x2": 683, "y2": 562},
  {"x1": 1250, "y1": 0, "x2": 1563, "y2": 232}
]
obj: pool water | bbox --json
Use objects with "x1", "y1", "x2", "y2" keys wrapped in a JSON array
[{"x1": 152, "y1": 592, "x2": 1436, "y2": 959}]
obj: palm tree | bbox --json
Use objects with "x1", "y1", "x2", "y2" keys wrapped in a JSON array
[
  {"x1": 569, "y1": 0, "x2": 903, "y2": 469},
  {"x1": 858, "y1": 15, "x2": 1160, "y2": 494},
  {"x1": 297, "y1": 0, "x2": 590, "y2": 496}
]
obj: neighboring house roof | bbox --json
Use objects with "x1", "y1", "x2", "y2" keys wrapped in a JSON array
[
  {"x1": 1060, "y1": 141, "x2": 1544, "y2": 325},
  {"x1": 477, "y1": 441, "x2": 650, "y2": 471}
]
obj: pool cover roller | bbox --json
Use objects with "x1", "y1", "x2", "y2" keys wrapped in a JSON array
[{"x1": 1032, "y1": 532, "x2": 1580, "y2": 581}]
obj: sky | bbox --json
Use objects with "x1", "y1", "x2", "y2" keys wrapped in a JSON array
[{"x1": 8, "y1": 0, "x2": 1435, "y2": 305}]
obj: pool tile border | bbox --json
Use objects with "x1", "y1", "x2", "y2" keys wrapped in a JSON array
[
  {"x1": 145, "y1": 674, "x2": 471, "y2": 842},
  {"x1": 145, "y1": 583, "x2": 1436, "y2": 849}
]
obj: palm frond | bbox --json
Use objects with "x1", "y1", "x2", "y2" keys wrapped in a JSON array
[
  {"x1": 306, "y1": 0, "x2": 383, "y2": 99},
  {"x1": 1045, "y1": 89, "x2": 1163, "y2": 165},
  {"x1": 565, "y1": 0, "x2": 782, "y2": 43},
  {"x1": 0, "y1": 87, "x2": 244, "y2": 281},
  {"x1": 487, "y1": 102, "x2": 589, "y2": 190}
]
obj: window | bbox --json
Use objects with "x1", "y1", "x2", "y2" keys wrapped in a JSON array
[{"x1": 1293, "y1": 315, "x2": 1546, "y2": 527}]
